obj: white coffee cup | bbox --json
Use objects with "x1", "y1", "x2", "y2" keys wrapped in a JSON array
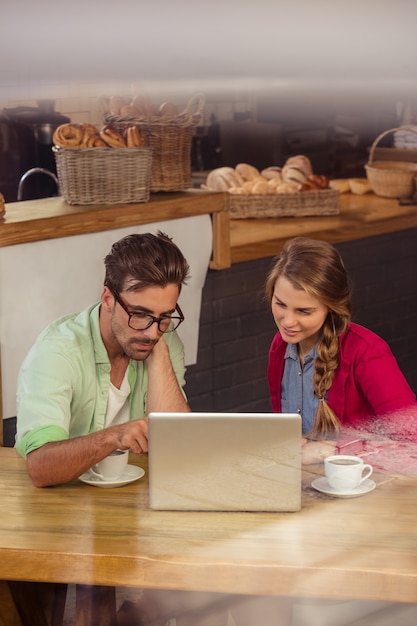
[
  {"x1": 89, "y1": 449, "x2": 129, "y2": 481},
  {"x1": 325, "y1": 455, "x2": 373, "y2": 492}
]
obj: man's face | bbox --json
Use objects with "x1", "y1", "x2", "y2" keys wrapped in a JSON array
[{"x1": 108, "y1": 283, "x2": 180, "y2": 361}]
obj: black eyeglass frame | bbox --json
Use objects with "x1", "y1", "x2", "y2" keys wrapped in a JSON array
[{"x1": 110, "y1": 288, "x2": 184, "y2": 333}]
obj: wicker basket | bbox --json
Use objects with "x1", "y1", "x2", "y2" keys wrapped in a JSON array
[
  {"x1": 104, "y1": 93, "x2": 205, "y2": 192},
  {"x1": 53, "y1": 146, "x2": 152, "y2": 205},
  {"x1": 365, "y1": 126, "x2": 417, "y2": 198},
  {"x1": 227, "y1": 188, "x2": 340, "y2": 219}
]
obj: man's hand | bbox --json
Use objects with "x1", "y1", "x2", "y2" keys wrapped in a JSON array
[{"x1": 26, "y1": 418, "x2": 149, "y2": 488}]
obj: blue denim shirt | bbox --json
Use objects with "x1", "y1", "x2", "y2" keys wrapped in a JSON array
[{"x1": 281, "y1": 342, "x2": 319, "y2": 435}]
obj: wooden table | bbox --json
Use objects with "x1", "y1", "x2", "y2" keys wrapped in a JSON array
[{"x1": 1, "y1": 446, "x2": 416, "y2": 614}]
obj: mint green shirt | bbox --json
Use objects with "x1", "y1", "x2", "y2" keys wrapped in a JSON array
[{"x1": 15, "y1": 303, "x2": 186, "y2": 458}]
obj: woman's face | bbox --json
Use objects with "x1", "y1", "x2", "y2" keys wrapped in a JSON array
[{"x1": 271, "y1": 275, "x2": 329, "y2": 353}]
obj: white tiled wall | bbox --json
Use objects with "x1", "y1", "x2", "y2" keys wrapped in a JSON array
[{"x1": 0, "y1": 80, "x2": 254, "y2": 127}]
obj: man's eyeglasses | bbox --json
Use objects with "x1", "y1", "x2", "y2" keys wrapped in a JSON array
[{"x1": 111, "y1": 289, "x2": 184, "y2": 333}]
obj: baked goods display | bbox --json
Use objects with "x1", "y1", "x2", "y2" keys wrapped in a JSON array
[
  {"x1": 102, "y1": 92, "x2": 205, "y2": 192},
  {"x1": 206, "y1": 156, "x2": 372, "y2": 197},
  {"x1": 204, "y1": 156, "x2": 341, "y2": 219},
  {"x1": 205, "y1": 155, "x2": 331, "y2": 195},
  {"x1": 52, "y1": 122, "x2": 145, "y2": 149}
]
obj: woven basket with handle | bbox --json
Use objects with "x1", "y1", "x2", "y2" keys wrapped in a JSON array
[
  {"x1": 365, "y1": 126, "x2": 417, "y2": 198},
  {"x1": 105, "y1": 93, "x2": 205, "y2": 192}
]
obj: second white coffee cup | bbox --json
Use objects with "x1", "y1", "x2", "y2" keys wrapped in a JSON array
[
  {"x1": 89, "y1": 449, "x2": 129, "y2": 481},
  {"x1": 325, "y1": 455, "x2": 373, "y2": 492}
]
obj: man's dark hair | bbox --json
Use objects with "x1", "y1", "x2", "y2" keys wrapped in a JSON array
[{"x1": 104, "y1": 231, "x2": 190, "y2": 294}]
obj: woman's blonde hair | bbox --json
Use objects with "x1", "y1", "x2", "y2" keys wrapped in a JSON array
[{"x1": 265, "y1": 237, "x2": 352, "y2": 437}]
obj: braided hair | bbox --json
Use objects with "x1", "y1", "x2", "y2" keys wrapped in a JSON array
[{"x1": 265, "y1": 237, "x2": 352, "y2": 437}]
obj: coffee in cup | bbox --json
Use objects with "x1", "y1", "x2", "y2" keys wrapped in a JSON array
[
  {"x1": 325, "y1": 455, "x2": 373, "y2": 492},
  {"x1": 89, "y1": 449, "x2": 129, "y2": 481}
]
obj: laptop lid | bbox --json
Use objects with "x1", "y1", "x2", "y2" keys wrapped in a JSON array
[{"x1": 148, "y1": 412, "x2": 302, "y2": 512}]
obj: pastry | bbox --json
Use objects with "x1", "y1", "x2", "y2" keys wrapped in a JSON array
[
  {"x1": 329, "y1": 179, "x2": 350, "y2": 193},
  {"x1": 53, "y1": 123, "x2": 84, "y2": 148},
  {"x1": 206, "y1": 167, "x2": 243, "y2": 191},
  {"x1": 235, "y1": 163, "x2": 260, "y2": 182},
  {"x1": 100, "y1": 126, "x2": 127, "y2": 148},
  {"x1": 251, "y1": 180, "x2": 271, "y2": 194},
  {"x1": 131, "y1": 94, "x2": 156, "y2": 116},
  {"x1": 308, "y1": 174, "x2": 329, "y2": 189},
  {"x1": 276, "y1": 182, "x2": 299, "y2": 194},
  {"x1": 126, "y1": 126, "x2": 145, "y2": 147},
  {"x1": 349, "y1": 178, "x2": 372, "y2": 195},
  {"x1": 282, "y1": 164, "x2": 308, "y2": 185},
  {"x1": 284, "y1": 155, "x2": 313, "y2": 178},
  {"x1": 158, "y1": 102, "x2": 178, "y2": 117},
  {"x1": 261, "y1": 166, "x2": 282, "y2": 181}
]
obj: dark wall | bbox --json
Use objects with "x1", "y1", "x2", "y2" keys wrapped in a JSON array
[{"x1": 185, "y1": 228, "x2": 417, "y2": 412}]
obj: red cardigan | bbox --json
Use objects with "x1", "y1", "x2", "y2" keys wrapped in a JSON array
[{"x1": 268, "y1": 323, "x2": 416, "y2": 434}]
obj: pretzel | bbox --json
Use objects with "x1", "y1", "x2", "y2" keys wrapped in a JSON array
[
  {"x1": 99, "y1": 125, "x2": 126, "y2": 148},
  {"x1": 53, "y1": 123, "x2": 84, "y2": 148}
]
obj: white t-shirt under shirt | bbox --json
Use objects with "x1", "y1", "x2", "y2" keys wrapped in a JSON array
[{"x1": 105, "y1": 369, "x2": 131, "y2": 427}]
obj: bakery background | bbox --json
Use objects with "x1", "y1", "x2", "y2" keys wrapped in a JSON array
[{"x1": 1, "y1": 0, "x2": 417, "y2": 202}]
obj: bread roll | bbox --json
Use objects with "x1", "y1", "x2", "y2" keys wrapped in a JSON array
[
  {"x1": 251, "y1": 180, "x2": 271, "y2": 194},
  {"x1": 109, "y1": 96, "x2": 129, "y2": 116},
  {"x1": 282, "y1": 164, "x2": 308, "y2": 185},
  {"x1": 206, "y1": 167, "x2": 243, "y2": 191},
  {"x1": 159, "y1": 102, "x2": 178, "y2": 117},
  {"x1": 131, "y1": 94, "x2": 156, "y2": 116},
  {"x1": 349, "y1": 178, "x2": 372, "y2": 195},
  {"x1": 261, "y1": 166, "x2": 282, "y2": 181},
  {"x1": 120, "y1": 104, "x2": 140, "y2": 117},
  {"x1": 329, "y1": 179, "x2": 350, "y2": 193},
  {"x1": 276, "y1": 182, "x2": 299, "y2": 194},
  {"x1": 235, "y1": 163, "x2": 260, "y2": 182},
  {"x1": 308, "y1": 174, "x2": 329, "y2": 189},
  {"x1": 284, "y1": 155, "x2": 313, "y2": 178}
]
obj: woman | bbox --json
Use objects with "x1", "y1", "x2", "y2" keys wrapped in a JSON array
[
  {"x1": 230, "y1": 237, "x2": 417, "y2": 625},
  {"x1": 265, "y1": 236, "x2": 416, "y2": 460}
]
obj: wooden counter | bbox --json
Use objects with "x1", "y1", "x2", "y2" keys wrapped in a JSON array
[
  {"x1": 0, "y1": 190, "x2": 230, "y2": 270},
  {"x1": 2, "y1": 191, "x2": 417, "y2": 270},
  {"x1": 229, "y1": 193, "x2": 417, "y2": 264}
]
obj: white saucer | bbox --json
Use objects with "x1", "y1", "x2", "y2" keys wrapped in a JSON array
[
  {"x1": 311, "y1": 477, "x2": 376, "y2": 498},
  {"x1": 79, "y1": 464, "x2": 145, "y2": 488}
]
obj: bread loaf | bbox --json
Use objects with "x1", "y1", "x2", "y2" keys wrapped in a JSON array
[
  {"x1": 206, "y1": 167, "x2": 243, "y2": 191},
  {"x1": 284, "y1": 155, "x2": 313, "y2": 178},
  {"x1": 329, "y1": 179, "x2": 350, "y2": 193},
  {"x1": 261, "y1": 166, "x2": 282, "y2": 181},
  {"x1": 235, "y1": 163, "x2": 260, "y2": 182},
  {"x1": 282, "y1": 164, "x2": 308, "y2": 185}
]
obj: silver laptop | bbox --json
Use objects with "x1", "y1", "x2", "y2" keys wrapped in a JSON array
[{"x1": 148, "y1": 412, "x2": 302, "y2": 512}]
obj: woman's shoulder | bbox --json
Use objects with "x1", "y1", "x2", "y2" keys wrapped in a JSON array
[{"x1": 342, "y1": 323, "x2": 391, "y2": 353}]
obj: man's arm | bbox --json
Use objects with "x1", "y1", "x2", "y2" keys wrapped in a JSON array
[
  {"x1": 145, "y1": 336, "x2": 190, "y2": 414},
  {"x1": 26, "y1": 418, "x2": 148, "y2": 488}
]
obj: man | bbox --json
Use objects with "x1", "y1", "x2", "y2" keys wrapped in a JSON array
[{"x1": 15, "y1": 231, "x2": 191, "y2": 487}]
